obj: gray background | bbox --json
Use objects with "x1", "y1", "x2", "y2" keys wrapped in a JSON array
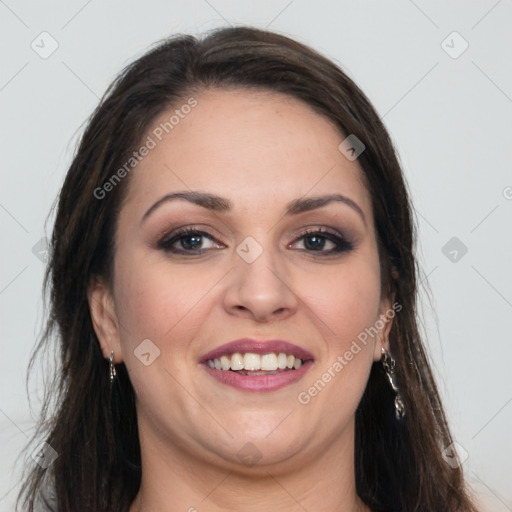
[{"x1": 1, "y1": 1, "x2": 511, "y2": 510}]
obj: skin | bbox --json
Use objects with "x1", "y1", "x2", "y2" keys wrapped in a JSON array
[{"x1": 89, "y1": 88, "x2": 395, "y2": 512}]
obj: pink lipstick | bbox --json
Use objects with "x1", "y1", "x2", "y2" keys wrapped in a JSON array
[{"x1": 199, "y1": 338, "x2": 314, "y2": 392}]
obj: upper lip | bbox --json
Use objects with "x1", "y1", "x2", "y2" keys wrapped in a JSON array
[{"x1": 200, "y1": 338, "x2": 315, "y2": 363}]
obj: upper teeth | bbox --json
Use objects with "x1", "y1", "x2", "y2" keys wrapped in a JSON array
[{"x1": 205, "y1": 352, "x2": 304, "y2": 371}]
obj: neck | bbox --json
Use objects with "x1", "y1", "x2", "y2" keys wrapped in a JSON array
[{"x1": 130, "y1": 419, "x2": 369, "y2": 512}]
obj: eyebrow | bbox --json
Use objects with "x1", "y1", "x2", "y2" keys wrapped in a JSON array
[{"x1": 141, "y1": 191, "x2": 366, "y2": 226}]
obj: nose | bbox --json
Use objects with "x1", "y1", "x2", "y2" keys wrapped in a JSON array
[{"x1": 222, "y1": 240, "x2": 299, "y2": 323}]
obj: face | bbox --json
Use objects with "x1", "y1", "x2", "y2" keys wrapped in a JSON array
[{"x1": 89, "y1": 88, "x2": 394, "y2": 473}]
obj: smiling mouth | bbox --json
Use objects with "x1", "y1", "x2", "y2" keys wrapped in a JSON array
[{"x1": 204, "y1": 352, "x2": 306, "y2": 374}]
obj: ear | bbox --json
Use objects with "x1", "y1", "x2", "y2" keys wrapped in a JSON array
[
  {"x1": 372, "y1": 292, "x2": 398, "y2": 362},
  {"x1": 88, "y1": 277, "x2": 123, "y2": 363}
]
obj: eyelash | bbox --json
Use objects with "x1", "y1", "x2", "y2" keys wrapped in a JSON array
[{"x1": 157, "y1": 226, "x2": 354, "y2": 256}]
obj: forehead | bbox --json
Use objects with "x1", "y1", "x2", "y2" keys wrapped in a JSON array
[{"x1": 123, "y1": 88, "x2": 372, "y2": 220}]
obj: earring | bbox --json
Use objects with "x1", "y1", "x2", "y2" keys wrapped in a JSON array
[
  {"x1": 381, "y1": 347, "x2": 405, "y2": 420},
  {"x1": 109, "y1": 350, "x2": 117, "y2": 384}
]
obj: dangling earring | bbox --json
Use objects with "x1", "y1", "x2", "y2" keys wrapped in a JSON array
[
  {"x1": 381, "y1": 347, "x2": 405, "y2": 420},
  {"x1": 109, "y1": 350, "x2": 117, "y2": 384}
]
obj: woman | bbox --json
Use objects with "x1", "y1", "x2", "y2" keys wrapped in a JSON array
[{"x1": 18, "y1": 26, "x2": 479, "y2": 511}]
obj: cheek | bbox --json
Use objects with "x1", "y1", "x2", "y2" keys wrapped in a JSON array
[
  {"x1": 112, "y1": 255, "x2": 213, "y2": 409},
  {"x1": 113, "y1": 249, "x2": 225, "y2": 355},
  {"x1": 294, "y1": 257, "x2": 382, "y2": 410},
  {"x1": 299, "y1": 257, "x2": 382, "y2": 351}
]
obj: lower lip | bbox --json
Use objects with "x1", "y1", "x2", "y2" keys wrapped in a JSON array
[{"x1": 200, "y1": 361, "x2": 314, "y2": 392}]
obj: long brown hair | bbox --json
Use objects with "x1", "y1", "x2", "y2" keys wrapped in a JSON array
[{"x1": 17, "y1": 26, "x2": 479, "y2": 511}]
